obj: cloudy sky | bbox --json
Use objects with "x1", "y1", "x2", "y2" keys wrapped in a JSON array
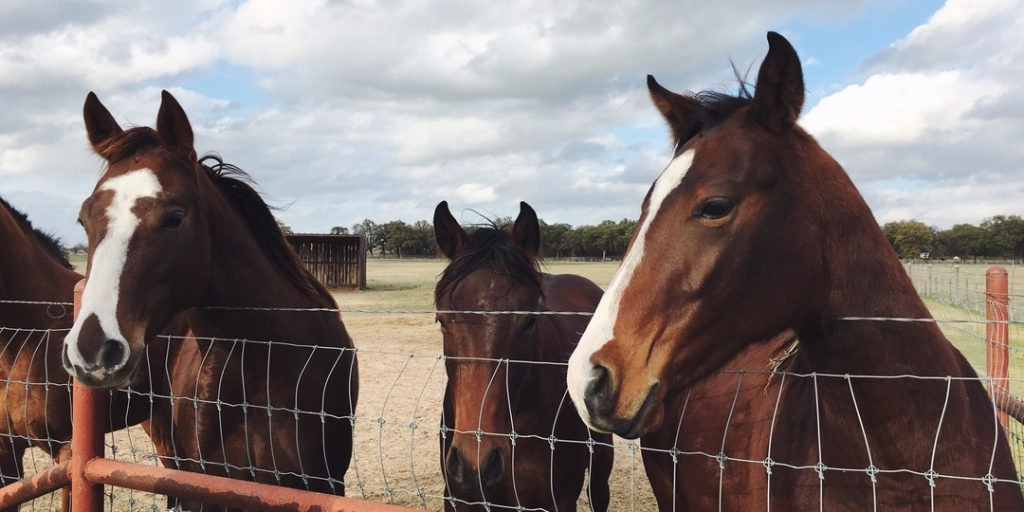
[{"x1": 1, "y1": 0, "x2": 1021, "y2": 245}]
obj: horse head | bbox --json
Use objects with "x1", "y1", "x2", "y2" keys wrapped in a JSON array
[
  {"x1": 567, "y1": 32, "x2": 832, "y2": 438},
  {"x1": 63, "y1": 91, "x2": 211, "y2": 388},
  {"x1": 434, "y1": 200, "x2": 544, "y2": 496}
]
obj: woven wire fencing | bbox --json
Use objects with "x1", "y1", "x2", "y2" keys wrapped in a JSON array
[
  {"x1": 2, "y1": 302, "x2": 653, "y2": 512},
  {"x1": 3, "y1": 262, "x2": 1023, "y2": 511},
  {"x1": 904, "y1": 262, "x2": 1024, "y2": 471}
]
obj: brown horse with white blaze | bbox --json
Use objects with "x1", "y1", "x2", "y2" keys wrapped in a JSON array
[
  {"x1": 567, "y1": 32, "x2": 1023, "y2": 510},
  {"x1": 63, "y1": 91, "x2": 359, "y2": 511},
  {"x1": 434, "y1": 201, "x2": 613, "y2": 512}
]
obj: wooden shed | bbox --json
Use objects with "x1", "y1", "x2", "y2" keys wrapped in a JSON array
[{"x1": 286, "y1": 234, "x2": 366, "y2": 289}]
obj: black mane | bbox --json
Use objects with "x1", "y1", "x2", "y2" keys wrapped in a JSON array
[
  {"x1": 0, "y1": 196, "x2": 73, "y2": 270},
  {"x1": 673, "y1": 88, "x2": 752, "y2": 151},
  {"x1": 435, "y1": 223, "x2": 544, "y2": 309},
  {"x1": 199, "y1": 155, "x2": 337, "y2": 308}
]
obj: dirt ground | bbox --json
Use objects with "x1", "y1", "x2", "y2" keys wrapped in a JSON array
[{"x1": 17, "y1": 260, "x2": 658, "y2": 511}]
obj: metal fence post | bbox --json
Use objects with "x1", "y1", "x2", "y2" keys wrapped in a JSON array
[
  {"x1": 71, "y1": 279, "x2": 106, "y2": 512},
  {"x1": 986, "y1": 266, "x2": 1010, "y2": 432},
  {"x1": 954, "y1": 264, "x2": 960, "y2": 304}
]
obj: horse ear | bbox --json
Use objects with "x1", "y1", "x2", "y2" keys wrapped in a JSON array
[
  {"x1": 512, "y1": 201, "x2": 541, "y2": 261},
  {"x1": 434, "y1": 201, "x2": 466, "y2": 260},
  {"x1": 83, "y1": 92, "x2": 124, "y2": 153},
  {"x1": 156, "y1": 90, "x2": 196, "y2": 157},
  {"x1": 750, "y1": 31, "x2": 805, "y2": 134},
  {"x1": 648, "y1": 75, "x2": 699, "y2": 147}
]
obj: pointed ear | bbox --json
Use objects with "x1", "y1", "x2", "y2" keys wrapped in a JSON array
[
  {"x1": 433, "y1": 201, "x2": 466, "y2": 260},
  {"x1": 156, "y1": 90, "x2": 196, "y2": 157},
  {"x1": 512, "y1": 201, "x2": 540, "y2": 261},
  {"x1": 83, "y1": 92, "x2": 124, "y2": 153},
  {"x1": 648, "y1": 75, "x2": 700, "y2": 148},
  {"x1": 750, "y1": 32, "x2": 805, "y2": 134}
]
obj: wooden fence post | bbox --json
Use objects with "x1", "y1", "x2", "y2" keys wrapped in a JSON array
[
  {"x1": 71, "y1": 279, "x2": 106, "y2": 512},
  {"x1": 986, "y1": 266, "x2": 1010, "y2": 432}
]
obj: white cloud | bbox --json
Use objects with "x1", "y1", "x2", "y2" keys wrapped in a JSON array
[
  {"x1": 800, "y1": 0, "x2": 1024, "y2": 228},
  {"x1": 6, "y1": 0, "x2": 1022, "y2": 247},
  {"x1": 802, "y1": 70, "x2": 1006, "y2": 147}
]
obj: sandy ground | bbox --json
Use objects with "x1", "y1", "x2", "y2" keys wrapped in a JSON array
[{"x1": 15, "y1": 260, "x2": 658, "y2": 511}]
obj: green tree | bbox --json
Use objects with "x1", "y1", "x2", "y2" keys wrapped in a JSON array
[
  {"x1": 330, "y1": 226, "x2": 350, "y2": 235},
  {"x1": 881, "y1": 220, "x2": 934, "y2": 259},
  {"x1": 382, "y1": 220, "x2": 413, "y2": 258},
  {"x1": 981, "y1": 215, "x2": 1024, "y2": 262},
  {"x1": 539, "y1": 220, "x2": 573, "y2": 259},
  {"x1": 352, "y1": 219, "x2": 382, "y2": 256},
  {"x1": 935, "y1": 224, "x2": 984, "y2": 261}
]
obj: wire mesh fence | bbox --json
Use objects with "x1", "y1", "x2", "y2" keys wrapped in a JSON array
[{"x1": 2, "y1": 262, "x2": 1024, "y2": 511}]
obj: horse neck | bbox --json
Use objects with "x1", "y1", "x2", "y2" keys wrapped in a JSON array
[
  {"x1": 189, "y1": 185, "x2": 336, "y2": 343},
  {"x1": 0, "y1": 211, "x2": 80, "y2": 329},
  {"x1": 794, "y1": 171, "x2": 957, "y2": 376}
]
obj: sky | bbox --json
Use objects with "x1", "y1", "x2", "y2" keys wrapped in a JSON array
[{"x1": 1, "y1": 0, "x2": 1021, "y2": 246}]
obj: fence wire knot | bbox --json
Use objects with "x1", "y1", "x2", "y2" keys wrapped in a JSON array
[
  {"x1": 762, "y1": 456, "x2": 774, "y2": 475},
  {"x1": 440, "y1": 424, "x2": 449, "y2": 439},
  {"x1": 585, "y1": 436, "x2": 595, "y2": 453},
  {"x1": 548, "y1": 435, "x2": 558, "y2": 450},
  {"x1": 715, "y1": 452, "x2": 728, "y2": 469},
  {"x1": 509, "y1": 429, "x2": 519, "y2": 446},
  {"x1": 669, "y1": 447, "x2": 680, "y2": 464},
  {"x1": 982, "y1": 473, "x2": 997, "y2": 493},
  {"x1": 925, "y1": 469, "x2": 938, "y2": 488},
  {"x1": 814, "y1": 462, "x2": 827, "y2": 480},
  {"x1": 866, "y1": 464, "x2": 879, "y2": 483},
  {"x1": 475, "y1": 428, "x2": 484, "y2": 442}
]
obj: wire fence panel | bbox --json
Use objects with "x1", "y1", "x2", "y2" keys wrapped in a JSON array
[{"x1": 4, "y1": 263, "x2": 1024, "y2": 511}]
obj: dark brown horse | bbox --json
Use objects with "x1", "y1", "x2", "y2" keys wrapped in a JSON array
[
  {"x1": 63, "y1": 90, "x2": 359, "y2": 511},
  {"x1": 567, "y1": 32, "x2": 1024, "y2": 511},
  {"x1": 0, "y1": 197, "x2": 80, "y2": 512},
  {"x1": 0, "y1": 197, "x2": 157, "y2": 512},
  {"x1": 434, "y1": 201, "x2": 613, "y2": 512}
]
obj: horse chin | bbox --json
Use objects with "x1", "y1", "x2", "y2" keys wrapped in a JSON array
[{"x1": 66, "y1": 353, "x2": 142, "y2": 390}]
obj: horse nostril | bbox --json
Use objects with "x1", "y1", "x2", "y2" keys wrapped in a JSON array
[
  {"x1": 100, "y1": 339, "x2": 127, "y2": 368},
  {"x1": 588, "y1": 364, "x2": 612, "y2": 401},
  {"x1": 479, "y1": 448, "x2": 504, "y2": 493},
  {"x1": 62, "y1": 344, "x2": 72, "y2": 370},
  {"x1": 446, "y1": 446, "x2": 465, "y2": 481}
]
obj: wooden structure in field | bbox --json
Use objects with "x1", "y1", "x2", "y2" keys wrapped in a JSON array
[{"x1": 286, "y1": 234, "x2": 366, "y2": 289}]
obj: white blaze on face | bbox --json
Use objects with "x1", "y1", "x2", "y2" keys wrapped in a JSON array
[
  {"x1": 64, "y1": 169, "x2": 162, "y2": 368},
  {"x1": 567, "y1": 150, "x2": 695, "y2": 418}
]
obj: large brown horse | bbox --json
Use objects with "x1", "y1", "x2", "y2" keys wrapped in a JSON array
[
  {"x1": 62, "y1": 91, "x2": 359, "y2": 511},
  {"x1": 434, "y1": 201, "x2": 613, "y2": 512},
  {"x1": 0, "y1": 197, "x2": 155, "y2": 512},
  {"x1": 567, "y1": 32, "x2": 1024, "y2": 511}
]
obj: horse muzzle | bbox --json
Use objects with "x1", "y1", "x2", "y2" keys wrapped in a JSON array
[
  {"x1": 577, "y1": 363, "x2": 663, "y2": 439},
  {"x1": 62, "y1": 313, "x2": 135, "y2": 388},
  {"x1": 446, "y1": 444, "x2": 505, "y2": 496}
]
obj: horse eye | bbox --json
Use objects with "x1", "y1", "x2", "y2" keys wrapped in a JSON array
[
  {"x1": 162, "y1": 212, "x2": 185, "y2": 230},
  {"x1": 694, "y1": 199, "x2": 735, "y2": 220},
  {"x1": 523, "y1": 315, "x2": 537, "y2": 333}
]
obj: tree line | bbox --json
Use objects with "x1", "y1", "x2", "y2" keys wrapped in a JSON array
[
  {"x1": 331, "y1": 218, "x2": 638, "y2": 260},
  {"x1": 882, "y1": 214, "x2": 1024, "y2": 263}
]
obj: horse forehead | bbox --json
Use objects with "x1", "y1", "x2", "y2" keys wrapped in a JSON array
[{"x1": 94, "y1": 169, "x2": 163, "y2": 228}]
